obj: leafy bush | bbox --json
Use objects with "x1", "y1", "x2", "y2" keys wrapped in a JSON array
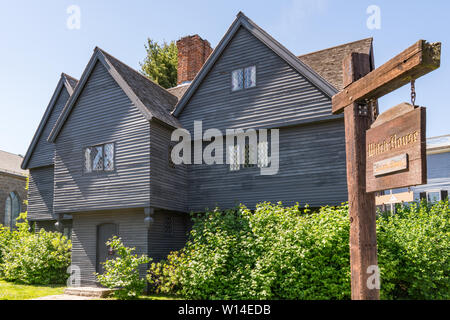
[
  {"x1": 149, "y1": 201, "x2": 449, "y2": 300},
  {"x1": 0, "y1": 224, "x2": 13, "y2": 267},
  {"x1": 377, "y1": 200, "x2": 449, "y2": 299},
  {"x1": 96, "y1": 236, "x2": 151, "y2": 300},
  {"x1": 0, "y1": 213, "x2": 72, "y2": 285},
  {"x1": 152, "y1": 203, "x2": 351, "y2": 299},
  {"x1": 147, "y1": 250, "x2": 185, "y2": 295}
]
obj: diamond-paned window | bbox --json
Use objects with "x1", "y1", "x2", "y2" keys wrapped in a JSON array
[
  {"x1": 244, "y1": 66, "x2": 256, "y2": 88},
  {"x1": 92, "y1": 146, "x2": 103, "y2": 171},
  {"x1": 258, "y1": 141, "x2": 269, "y2": 168},
  {"x1": 104, "y1": 143, "x2": 114, "y2": 171},
  {"x1": 84, "y1": 148, "x2": 92, "y2": 173},
  {"x1": 232, "y1": 65, "x2": 256, "y2": 92},
  {"x1": 231, "y1": 69, "x2": 244, "y2": 91},
  {"x1": 164, "y1": 216, "x2": 174, "y2": 235},
  {"x1": 84, "y1": 143, "x2": 115, "y2": 173},
  {"x1": 244, "y1": 143, "x2": 256, "y2": 168},
  {"x1": 229, "y1": 145, "x2": 241, "y2": 171}
]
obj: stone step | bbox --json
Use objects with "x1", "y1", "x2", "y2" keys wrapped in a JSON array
[{"x1": 64, "y1": 287, "x2": 113, "y2": 298}]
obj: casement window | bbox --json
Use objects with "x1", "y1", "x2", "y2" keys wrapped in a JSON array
[
  {"x1": 84, "y1": 143, "x2": 115, "y2": 173},
  {"x1": 418, "y1": 190, "x2": 448, "y2": 202},
  {"x1": 164, "y1": 216, "x2": 174, "y2": 236},
  {"x1": 4, "y1": 192, "x2": 20, "y2": 229},
  {"x1": 229, "y1": 141, "x2": 269, "y2": 171},
  {"x1": 231, "y1": 65, "x2": 256, "y2": 91},
  {"x1": 229, "y1": 145, "x2": 241, "y2": 171},
  {"x1": 257, "y1": 141, "x2": 269, "y2": 168}
]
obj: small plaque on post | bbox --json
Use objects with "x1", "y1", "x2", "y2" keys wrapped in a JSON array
[{"x1": 373, "y1": 154, "x2": 408, "y2": 176}]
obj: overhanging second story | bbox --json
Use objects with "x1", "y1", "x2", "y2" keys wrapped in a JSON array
[{"x1": 47, "y1": 48, "x2": 183, "y2": 215}]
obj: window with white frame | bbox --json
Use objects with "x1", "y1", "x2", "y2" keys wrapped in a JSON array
[
  {"x1": 417, "y1": 190, "x2": 448, "y2": 203},
  {"x1": 231, "y1": 65, "x2": 256, "y2": 91},
  {"x1": 427, "y1": 191, "x2": 441, "y2": 203},
  {"x1": 84, "y1": 143, "x2": 115, "y2": 173}
]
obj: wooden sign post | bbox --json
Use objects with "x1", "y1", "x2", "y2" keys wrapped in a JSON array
[{"x1": 332, "y1": 40, "x2": 441, "y2": 300}]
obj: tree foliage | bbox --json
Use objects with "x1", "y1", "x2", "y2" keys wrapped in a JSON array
[{"x1": 140, "y1": 39, "x2": 178, "y2": 89}]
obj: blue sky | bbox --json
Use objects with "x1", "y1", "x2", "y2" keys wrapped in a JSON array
[{"x1": 0, "y1": 0, "x2": 448, "y2": 155}]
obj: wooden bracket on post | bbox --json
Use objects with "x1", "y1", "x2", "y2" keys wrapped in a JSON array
[{"x1": 333, "y1": 40, "x2": 441, "y2": 114}]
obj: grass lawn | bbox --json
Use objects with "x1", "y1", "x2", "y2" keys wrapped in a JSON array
[
  {"x1": 103, "y1": 293, "x2": 182, "y2": 300},
  {"x1": 0, "y1": 280, "x2": 65, "y2": 300}
]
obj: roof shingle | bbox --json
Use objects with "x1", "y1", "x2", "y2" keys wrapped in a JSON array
[
  {"x1": 0, "y1": 150, "x2": 28, "y2": 176},
  {"x1": 98, "y1": 49, "x2": 181, "y2": 127},
  {"x1": 298, "y1": 38, "x2": 373, "y2": 91}
]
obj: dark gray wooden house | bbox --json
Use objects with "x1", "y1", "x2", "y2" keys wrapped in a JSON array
[
  {"x1": 21, "y1": 73, "x2": 78, "y2": 236},
  {"x1": 23, "y1": 12, "x2": 374, "y2": 285}
]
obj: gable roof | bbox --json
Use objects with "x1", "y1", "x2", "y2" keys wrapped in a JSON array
[
  {"x1": 172, "y1": 12, "x2": 338, "y2": 117},
  {"x1": 21, "y1": 73, "x2": 79, "y2": 169},
  {"x1": 1, "y1": 150, "x2": 28, "y2": 177},
  {"x1": 298, "y1": 38, "x2": 374, "y2": 91},
  {"x1": 48, "y1": 47, "x2": 180, "y2": 143},
  {"x1": 63, "y1": 73, "x2": 79, "y2": 94}
]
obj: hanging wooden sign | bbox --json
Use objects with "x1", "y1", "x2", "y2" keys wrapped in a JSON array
[{"x1": 366, "y1": 103, "x2": 427, "y2": 193}]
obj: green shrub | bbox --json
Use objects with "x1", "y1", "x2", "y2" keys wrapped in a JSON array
[
  {"x1": 96, "y1": 236, "x2": 151, "y2": 300},
  {"x1": 377, "y1": 200, "x2": 449, "y2": 299},
  {"x1": 170, "y1": 203, "x2": 351, "y2": 299},
  {"x1": 0, "y1": 224, "x2": 13, "y2": 267},
  {"x1": 147, "y1": 250, "x2": 185, "y2": 295},
  {"x1": 0, "y1": 213, "x2": 72, "y2": 285},
  {"x1": 151, "y1": 201, "x2": 449, "y2": 300}
]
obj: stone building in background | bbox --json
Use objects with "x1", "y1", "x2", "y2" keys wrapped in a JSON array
[{"x1": 0, "y1": 150, "x2": 28, "y2": 228}]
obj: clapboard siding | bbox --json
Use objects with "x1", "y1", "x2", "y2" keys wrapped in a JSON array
[
  {"x1": 53, "y1": 61, "x2": 151, "y2": 214},
  {"x1": 178, "y1": 26, "x2": 347, "y2": 211},
  {"x1": 28, "y1": 88, "x2": 70, "y2": 169},
  {"x1": 149, "y1": 121, "x2": 188, "y2": 212},
  {"x1": 428, "y1": 152, "x2": 450, "y2": 180},
  {"x1": 412, "y1": 152, "x2": 450, "y2": 192},
  {"x1": 71, "y1": 209, "x2": 148, "y2": 285},
  {"x1": 35, "y1": 219, "x2": 72, "y2": 234},
  {"x1": 187, "y1": 120, "x2": 347, "y2": 211},
  {"x1": 28, "y1": 166, "x2": 54, "y2": 220},
  {"x1": 148, "y1": 209, "x2": 190, "y2": 262},
  {"x1": 178, "y1": 27, "x2": 338, "y2": 133}
]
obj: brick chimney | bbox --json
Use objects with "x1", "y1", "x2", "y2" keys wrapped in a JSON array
[{"x1": 176, "y1": 35, "x2": 213, "y2": 85}]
